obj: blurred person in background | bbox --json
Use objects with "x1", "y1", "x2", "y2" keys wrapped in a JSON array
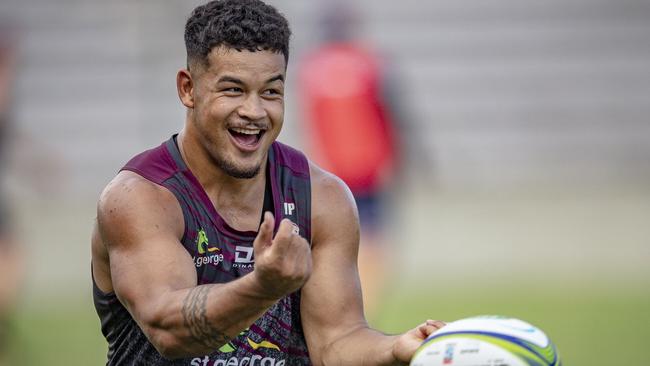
[
  {"x1": 0, "y1": 20, "x2": 23, "y2": 365},
  {"x1": 0, "y1": 21, "x2": 15, "y2": 172},
  {"x1": 91, "y1": 0, "x2": 444, "y2": 364},
  {"x1": 0, "y1": 203, "x2": 20, "y2": 366},
  {"x1": 298, "y1": 2, "x2": 402, "y2": 316}
]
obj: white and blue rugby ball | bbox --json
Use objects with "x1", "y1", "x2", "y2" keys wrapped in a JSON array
[{"x1": 410, "y1": 316, "x2": 561, "y2": 366}]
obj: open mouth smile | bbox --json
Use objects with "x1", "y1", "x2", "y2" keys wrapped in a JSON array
[{"x1": 227, "y1": 127, "x2": 266, "y2": 152}]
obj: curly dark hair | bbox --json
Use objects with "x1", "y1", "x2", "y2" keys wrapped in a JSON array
[{"x1": 184, "y1": 0, "x2": 291, "y2": 68}]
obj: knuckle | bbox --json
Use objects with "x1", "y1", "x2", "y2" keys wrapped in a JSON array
[
  {"x1": 278, "y1": 219, "x2": 291, "y2": 230},
  {"x1": 274, "y1": 231, "x2": 290, "y2": 243}
]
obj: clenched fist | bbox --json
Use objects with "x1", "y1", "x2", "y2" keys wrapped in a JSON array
[{"x1": 251, "y1": 212, "x2": 312, "y2": 300}]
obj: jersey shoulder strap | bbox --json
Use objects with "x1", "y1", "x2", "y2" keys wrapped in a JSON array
[{"x1": 121, "y1": 138, "x2": 179, "y2": 184}]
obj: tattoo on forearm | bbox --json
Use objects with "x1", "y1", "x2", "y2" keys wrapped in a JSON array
[{"x1": 182, "y1": 285, "x2": 230, "y2": 349}]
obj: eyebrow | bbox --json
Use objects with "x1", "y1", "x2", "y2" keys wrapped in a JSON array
[
  {"x1": 217, "y1": 76, "x2": 244, "y2": 85},
  {"x1": 266, "y1": 74, "x2": 284, "y2": 84},
  {"x1": 217, "y1": 74, "x2": 284, "y2": 85}
]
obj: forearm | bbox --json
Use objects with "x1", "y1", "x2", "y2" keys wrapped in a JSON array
[
  {"x1": 320, "y1": 326, "x2": 403, "y2": 366},
  {"x1": 136, "y1": 273, "x2": 278, "y2": 359}
]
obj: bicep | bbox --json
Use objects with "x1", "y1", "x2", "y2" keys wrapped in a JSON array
[
  {"x1": 301, "y1": 167, "x2": 367, "y2": 360},
  {"x1": 97, "y1": 173, "x2": 195, "y2": 325}
]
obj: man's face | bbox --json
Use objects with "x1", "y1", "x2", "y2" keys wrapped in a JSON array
[{"x1": 189, "y1": 46, "x2": 286, "y2": 179}]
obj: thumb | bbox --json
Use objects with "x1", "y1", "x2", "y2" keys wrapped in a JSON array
[
  {"x1": 254, "y1": 211, "x2": 275, "y2": 250},
  {"x1": 418, "y1": 320, "x2": 446, "y2": 338}
]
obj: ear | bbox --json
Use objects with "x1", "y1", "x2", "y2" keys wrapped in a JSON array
[{"x1": 177, "y1": 68, "x2": 194, "y2": 108}]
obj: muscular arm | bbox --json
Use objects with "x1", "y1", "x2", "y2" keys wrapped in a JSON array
[
  {"x1": 93, "y1": 171, "x2": 310, "y2": 359},
  {"x1": 302, "y1": 164, "x2": 443, "y2": 365}
]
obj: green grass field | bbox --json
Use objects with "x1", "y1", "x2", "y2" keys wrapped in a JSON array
[
  {"x1": 5, "y1": 282, "x2": 649, "y2": 365},
  {"x1": 373, "y1": 283, "x2": 650, "y2": 365}
]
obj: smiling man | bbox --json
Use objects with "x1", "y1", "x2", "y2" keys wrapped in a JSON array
[{"x1": 91, "y1": 1, "x2": 444, "y2": 365}]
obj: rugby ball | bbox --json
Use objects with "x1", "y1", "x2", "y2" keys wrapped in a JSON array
[{"x1": 410, "y1": 316, "x2": 561, "y2": 366}]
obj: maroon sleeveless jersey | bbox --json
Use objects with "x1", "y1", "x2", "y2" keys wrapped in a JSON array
[{"x1": 93, "y1": 135, "x2": 312, "y2": 365}]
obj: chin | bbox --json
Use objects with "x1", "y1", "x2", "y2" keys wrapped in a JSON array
[
  {"x1": 204, "y1": 142, "x2": 263, "y2": 179},
  {"x1": 217, "y1": 158, "x2": 262, "y2": 179},
  {"x1": 228, "y1": 166, "x2": 261, "y2": 179}
]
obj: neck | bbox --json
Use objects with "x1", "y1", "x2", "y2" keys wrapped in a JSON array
[{"x1": 177, "y1": 129, "x2": 267, "y2": 225}]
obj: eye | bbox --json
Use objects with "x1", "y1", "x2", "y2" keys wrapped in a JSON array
[
  {"x1": 223, "y1": 87, "x2": 243, "y2": 93},
  {"x1": 263, "y1": 89, "x2": 282, "y2": 96}
]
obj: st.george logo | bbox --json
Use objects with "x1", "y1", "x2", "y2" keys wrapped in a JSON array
[
  {"x1": 193, "y1": 228, "x2": 223, "y2": 267},
  {"x1": 197, "y1": 228, "x2": 220, "y2": 254},
  {"x1": 189, "y1": 330, "x2": 284, "y2": 366}
]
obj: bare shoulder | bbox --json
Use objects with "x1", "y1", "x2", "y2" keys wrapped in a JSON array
[
  {"x1": 308, "y1": 161, "x2": 359, "y2": 247},
  {"x1": 97, "y1": 170, "x2": 184, "y2": 244},
  {"x1": 300, "y1": 162, "x2": 365, "y2": 363},
  {"x1": 92, "y1": 170, "x2": 188, "y2": 295},
  {"x1": 98, "y1": 170, "x2": 177, "y2": 214}
]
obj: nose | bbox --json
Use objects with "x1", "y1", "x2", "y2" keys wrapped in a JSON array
[{"x1": 237, "y1": 94, "x2": 266, "y2": 121}]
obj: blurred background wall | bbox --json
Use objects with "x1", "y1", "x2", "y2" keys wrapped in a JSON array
[{"x1": 0, "y1": 0, "x2": 648, "y2": 364}]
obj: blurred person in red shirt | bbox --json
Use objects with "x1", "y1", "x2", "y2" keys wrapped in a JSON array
[{"x1": 298, "y1": 2, "x2": 401, "y2": 316}]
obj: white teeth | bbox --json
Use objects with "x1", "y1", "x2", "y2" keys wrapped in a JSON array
[{"x1": 231, "y1": 127, "x2": 261, "y2": 135}]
